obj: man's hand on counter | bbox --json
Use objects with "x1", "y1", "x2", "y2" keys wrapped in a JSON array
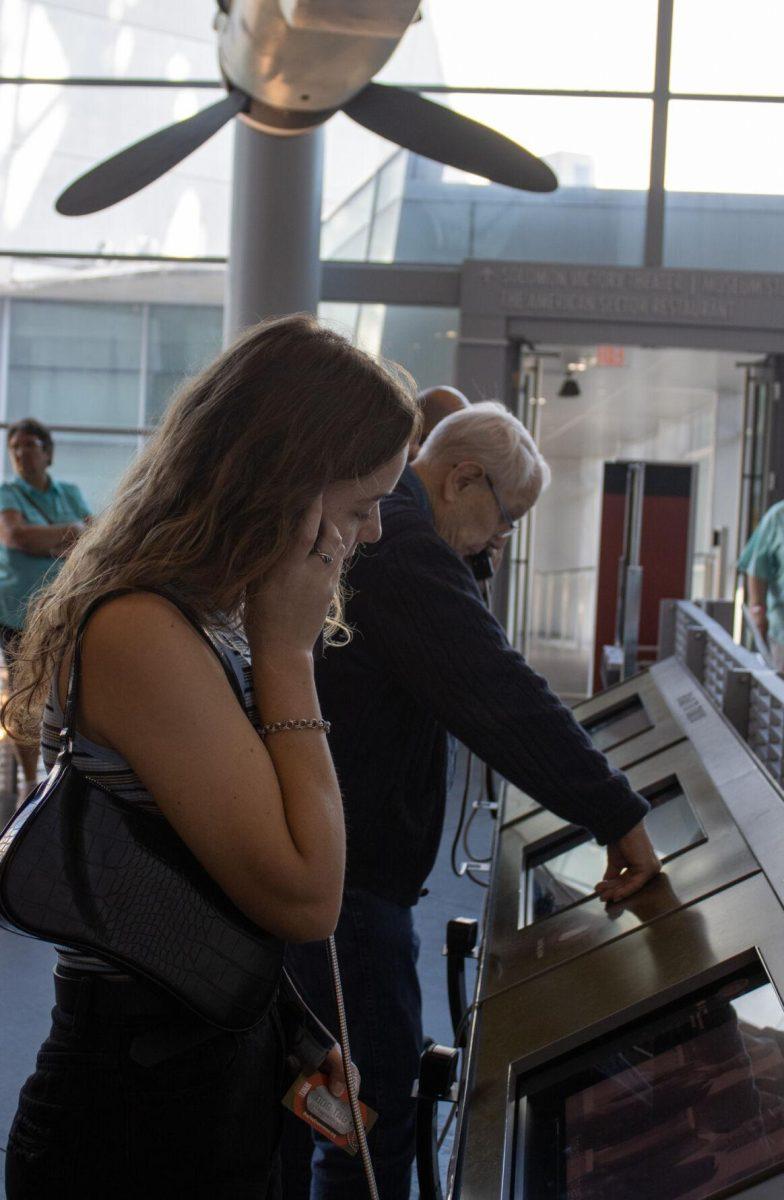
[{"x1": 595, "y1": 822, "x2": 662, "y2": 905}]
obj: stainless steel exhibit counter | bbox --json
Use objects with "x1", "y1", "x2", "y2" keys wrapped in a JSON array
[
  {"x1": 445, "y1": 605, "x2": 784, "y2": 1200},
  {"x1": 502, "y1": 669, "x2": 687, "y2": 828}
]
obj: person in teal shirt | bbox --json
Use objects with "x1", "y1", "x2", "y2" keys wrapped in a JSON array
[
  {"x1": 738, "y1": 499, "x2": 784, "y2": 670},
  {"x1": 0, "y1": 418, "x2": 90, "y2": 790}
]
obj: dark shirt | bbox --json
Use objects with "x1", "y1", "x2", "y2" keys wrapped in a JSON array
[{"x1": 316, "y1": 466, "x2": 650, "y2": 907}]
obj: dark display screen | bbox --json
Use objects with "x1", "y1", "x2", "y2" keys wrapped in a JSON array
[
  {"x1": 524, "y1": 780, "x2": 704, "y2": 924},
  {"x1": 582, "y1": 695, "x2": 653, "y2": 753},
  {"x1": 519, "y1": 966, "x2": 784, "y2": 1199}
]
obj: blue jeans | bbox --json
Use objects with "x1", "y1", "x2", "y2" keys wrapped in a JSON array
[{"x1": 282, "y1": 887, "x2": 423, "y2": 1200}]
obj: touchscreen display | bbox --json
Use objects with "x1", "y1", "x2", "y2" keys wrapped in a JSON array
[
  {"x1": 525, "y1": 781, "x2": 704, "y2": 924},
  {"x1": 582, "y1": 696, "x2": 653, "y2": 753},
  {"x1": 521, "y1": 967, "x2": 784, "y2": 1199}
]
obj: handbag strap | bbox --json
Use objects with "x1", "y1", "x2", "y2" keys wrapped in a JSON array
[{"x1": 59, "y1": 587, "x2": 245, "y2": 754}]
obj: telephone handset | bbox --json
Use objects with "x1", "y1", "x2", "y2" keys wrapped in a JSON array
[{"x1": 469, "y1": 548, "x2": 494, "y2": 582}]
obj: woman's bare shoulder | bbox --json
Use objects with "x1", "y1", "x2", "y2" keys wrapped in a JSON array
[
  {"x1": 61, "y1": 591, "x2": 225, "y2": 721},
  {"x1": 80, "y1": 590, "x2": 211, "y2": 658}
]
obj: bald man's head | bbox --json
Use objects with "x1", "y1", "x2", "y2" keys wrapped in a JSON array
[{"x1": 417, "y1": 386, "x2": 471, "y2": 444}]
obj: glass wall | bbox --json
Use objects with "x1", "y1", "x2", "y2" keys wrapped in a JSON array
[
  {"x1": 0, "y1": 297, "x2": 458, "y2": 512},
  {"x1": 383, "y1": 0, "x2": 658, "y2": 92},
  {"x1": 7, "y1": 0, "x2": 784, "y2": 277},
  {"x1": 0, "y1": 2, "x2": 230, "y2": 258},
  {"x1": 323, "y1": 96, "x2": 654, "y2": 267},
  {"x1": 321, "y1": 0, "x2": 784, "y2": 273},
  {"x1": 664, "y1": 101, "x2": 784, "y2": 270},
  {"x1": 319, "y1": 302, "x2": 459, "y2": 389},
  {"x1": 663, "y1": 0, "x2": 784, "y2": 269},
  {"x1": 146, "y1": 304, "x2": 222, "y2": 422},
  {"x1": 2, "y1": 298, "x2": 222, "y2": 510},
  {"x1": 0, "y1": 77, "x2": 231, "y2": 259},
  {"x1": 670, "y1": 0, "x2": 784, "y2": 96},
  {"x1": 7, "y1": 300, "x2": 142, "y2": 428},
  {"x1": 2, "y1": 1, "x2": 218, "y2": 81}
]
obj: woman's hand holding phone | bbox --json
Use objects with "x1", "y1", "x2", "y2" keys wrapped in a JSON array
[
  {"x1": 245, "y1": 495, "x2": 345, "y2": 656},
  {"x1": 243, "y1": 495, "x2": 347, "y2": 940}
]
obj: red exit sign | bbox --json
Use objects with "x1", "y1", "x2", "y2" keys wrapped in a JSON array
[{"x1": 596, "y1": 345, "x2": 625, "y2": 367}]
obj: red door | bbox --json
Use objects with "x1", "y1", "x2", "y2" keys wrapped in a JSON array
[{"x1": 593, "y1": 462, "x2": 695, "y2": 692}]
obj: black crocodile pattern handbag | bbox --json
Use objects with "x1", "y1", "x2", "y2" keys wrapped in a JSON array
[{"x1": 0, "y1": 589, "x2": 284, "y2": 1031}]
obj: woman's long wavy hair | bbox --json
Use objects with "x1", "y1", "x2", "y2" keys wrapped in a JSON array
[{"x1": 3, "y1": 313, "x2": 419, "y2": 741}]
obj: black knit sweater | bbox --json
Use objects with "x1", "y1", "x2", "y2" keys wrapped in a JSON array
[{"x1": 315, "y1": 466, "x2": 649, "y2": 906}]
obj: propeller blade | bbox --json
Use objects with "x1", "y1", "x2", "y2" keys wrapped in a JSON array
[
  {"x1": 343, "y1": 83, "x2": 557, "y2": 193},
  {"x1": 56, "y1": 89, "x2": 249, "y2": 216}
]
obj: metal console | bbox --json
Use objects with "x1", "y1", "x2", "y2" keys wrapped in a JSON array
[{"x1": 446, "y1": 604, "x2": 784, "y2": 1200}]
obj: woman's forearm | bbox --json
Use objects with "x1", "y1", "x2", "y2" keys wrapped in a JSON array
[{"x1": 250, "y1": 644, "x2": 345, "y2": 895}]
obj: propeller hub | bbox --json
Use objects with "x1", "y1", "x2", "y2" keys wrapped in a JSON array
[{"x1": 241, "y1": 98, "x2": 337, "y2": 135}]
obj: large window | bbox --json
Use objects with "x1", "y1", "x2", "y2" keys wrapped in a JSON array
[
  {"x1": 664, "y1": 101, "x2": 784, "y2": 270},
  {"x1": 321, "y1": 0, "x2": 784, "y2": 271},
  {"x1": 146, "y1": 304, "x2": 222, "y2": 423},
  {"x1": 664, "y1": 0, "x2": 784, "y2": 270},
  {"x1": 2, "y1": 297, "x2": 222, "y2": 511},
  {"x1": 0, "y1": 297, "x2": 459, "y2": 513},
  {"x1": 7, "y1": 300, "x2": 143, "y2": 430},
  {"x1": 670, "y1": 0, "x2": 784, "y2": 96},
  {"x1": 380, "y1": 0, "x2": 658, "y2": 92},
  {"x1": 0, "y1": 81, "x2": 232, "y2": 258},
  {"x1": 400, "y1": 97, "x2": 651, "y2": 267},
  {"x1": 6, "y1": 1, "x2": 784, "y2": 275},
  {"x1": 319, "y1": 303, "x2": 459, "y2": 389},
  {"x1": 3, "y1": 1, "x2": 218, "y2": 82}
]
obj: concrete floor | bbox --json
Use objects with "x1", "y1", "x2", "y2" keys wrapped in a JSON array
[{"x1": 0, "y1": 746, "x2": 492, "y2": 1199}]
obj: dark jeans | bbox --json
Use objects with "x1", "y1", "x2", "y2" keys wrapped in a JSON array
[
  {"x1": 5, "y1": 975, "x2": 286, "y2": 1199},
  {"x1": 282, "y1": 887, "x2": 423, "y2": 1200}
]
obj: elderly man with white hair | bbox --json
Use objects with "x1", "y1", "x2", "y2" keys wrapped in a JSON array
[{"x1": 283, "y1": 401, "x2": 660, "y2": 1200}]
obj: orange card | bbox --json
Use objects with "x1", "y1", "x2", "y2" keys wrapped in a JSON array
[{"x1": 283, "y1": 1070, "x2": 378, "y2": 1156}]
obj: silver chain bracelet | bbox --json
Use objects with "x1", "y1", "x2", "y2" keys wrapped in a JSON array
[{"x1": 260, "y1": 718, "x2": 331, "y2": 739}]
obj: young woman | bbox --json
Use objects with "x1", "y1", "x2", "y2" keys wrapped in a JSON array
[{"x1": 3, "y1": 313, "x2": 419, "y2": 1199}]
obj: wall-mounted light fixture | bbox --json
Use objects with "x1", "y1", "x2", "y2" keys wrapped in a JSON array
[
  {"x1": 558, "y1": 356, "x2": 593, "y2": 398},
  {"x1": 558, "y1": 371, "x2": 581, "y2": 398}
]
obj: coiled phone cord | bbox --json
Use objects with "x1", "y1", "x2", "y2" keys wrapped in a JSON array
[{"x1": 326, "y1": 933, "x2": 380, "y2": 1200}]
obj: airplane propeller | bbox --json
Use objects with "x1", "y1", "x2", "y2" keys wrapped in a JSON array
[
  {"x1": 345, "y1": 83, "x2": 556, "y2": 194},
  {"x1": 55, "y1": 4, "x2": 558, "y2": 217},
  {"x1": 56, "y1": 89, "x2": 249, "y2": 216}
]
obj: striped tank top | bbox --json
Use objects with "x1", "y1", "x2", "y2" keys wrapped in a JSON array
[{"x1": 41, "y1": 620, "x2": 259, "y2": 976}]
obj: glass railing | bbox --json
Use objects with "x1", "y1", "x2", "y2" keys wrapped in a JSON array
[
  {"x1": 321, "y1": 151, "x2": 407, "y2": 262},
  {"x1": 531, "y1": 566, "x2": 597, "y2": 649}
]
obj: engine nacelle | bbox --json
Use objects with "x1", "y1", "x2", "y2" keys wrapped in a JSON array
[{"x1": 216, "y1": 0, "x2": 419, "y2": 130}]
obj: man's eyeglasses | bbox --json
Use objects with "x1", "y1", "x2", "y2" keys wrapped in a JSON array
[{"x1": 485, "y1": 474, "x2": 517, "y2": 534}]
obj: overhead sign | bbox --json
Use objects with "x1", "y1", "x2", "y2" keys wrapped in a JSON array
[{"x1": 462, "y1": 260, "x2": 784, "y2": 334}]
